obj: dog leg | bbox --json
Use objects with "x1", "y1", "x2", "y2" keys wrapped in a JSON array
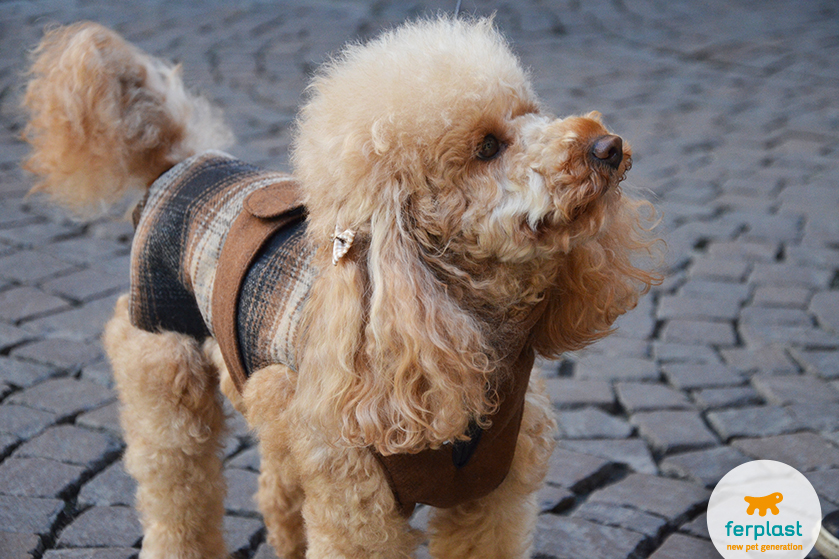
[
  {"x1": 293, "y1": 436, "x2": 420, "y2": 558},
  {"x1": 241, "y1": 365, "x2": 307, "y2": 559},
  {"x1": 104, "y1": 295, "x2": 227, "y2": 559},
  {"x1": 427, "y1": 379, "x2": 557, "y2": 559}
]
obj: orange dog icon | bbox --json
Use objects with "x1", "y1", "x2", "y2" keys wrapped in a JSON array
[{"x1": 744, "y1": 492, "x2": 783, "y2": 516}]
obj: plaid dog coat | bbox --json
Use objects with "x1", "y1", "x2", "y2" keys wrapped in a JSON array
[
  {"x1": 130, "y1": 151, "x2": 315, "y2": 380},
  {"x1": 129, "y1": 151, "x2": 544, "y2": 516}
]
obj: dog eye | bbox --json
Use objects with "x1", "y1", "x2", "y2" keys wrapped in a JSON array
[{"x1": 476, "y1": 134, "x2": 502, "y2": 160}]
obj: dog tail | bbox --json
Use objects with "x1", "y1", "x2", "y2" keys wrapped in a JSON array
[{"x1": 22, "y1": 22, "x2": 232, "y2": 216}]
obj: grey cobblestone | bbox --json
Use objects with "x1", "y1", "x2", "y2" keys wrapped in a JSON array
[
  {"x1": 0, "y1": 457, "x2": 85, "y2": 499},
  {"x1": 733, "y1": 433, "x2": 839, "y2": 472},
  {"x1": 571, "y1": 502, "x2": 667, "y2": 539},
  {"x1": 691, "y1": 386, "x2": 762, "y2": 411},
  {"x1": 556, "y1": 408, "x2": 633, "y2": 439},
  {"x1": 631, "y1": 410, "x2": 719, "y2": 455},
  {"x1": 0, "y1": 286, "x2": 71, "y2": 323},
  {"x1": 13, "y1": 425, "x2": 121, "y2": 466},
  {"x1": 0, "y1": 495, "x2": 64, "y2": 535},
  {"x1": 545, "y1": 448, "x2": 616, "y2": 493},
  {"x1": 57, "y1": 506, "x2": 142, "y2": 549},
  {"x1": 6, "y1": 377, "x2": 115, "y2": 417},
  {"x1": 647, "y1": 533, "x2": 719, "y2": 559},
  {"x1": 752, "y1": 374, "x2": 839, "y2": 405},
  {"x1": 615, "y1": 382, "x2": 691, "y2": 412},
  {"x1": 660, "y1": 446, "x2": 751, "y2": 488},
  {"x1": 586, "y1": 473, "x2": 710, "y2": 523},
  {"x1": 707, "y1": 405, "x2": 800, "y2": 441},
  {"x1": 77, "y1": 461, "x2": 136, "y2": 508},
  {"x1": 533, "y1": 515, "x2": 646, "y2": 559},
  {"x1": 3, "y1": 1, "x2": 839, "y2": 557},
  {"x1": 0, "y1": 532, "x2": 41, "y2": 559}
]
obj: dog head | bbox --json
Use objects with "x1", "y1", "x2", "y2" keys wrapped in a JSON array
[{"x1": 293, "y1": 17, "x2": 660, "y2": 453}]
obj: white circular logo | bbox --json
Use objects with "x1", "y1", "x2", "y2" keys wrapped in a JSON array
[{"x1": 707, "y1": 460, "x2": 821, "y2": 558}]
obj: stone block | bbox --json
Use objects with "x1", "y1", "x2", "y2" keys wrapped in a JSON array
[
  {"x1": 224, "y1": 515, "x2": 263, "y2": 556},
  {"x1": 41, "y1": 268, "x2": 128, "y2": 303},
  {"x1": 752, "y1": 374, "x2": 839, "y2": 405},
  {"x1": 7, "y1": 377, "x2": 116, "y2": 417},
  {"x1": 720, "y1": 346, "x2": 798, "y2": 375},
  {"x1": 660, "y1": 446, "x2": 751, "y2": 487},
  {"x1": 25, "y1": 295, "x2": 120, "y2": 342},
  {"x1": 0, "y1": 287, "x2": 71, "y2": 322},
  {"x1": 0, "y1": 495, "x2": 63, "y2": 535},
  {"x1": 38, "y1": 237, "x2": 128, "y2": 267},
  {"x1": 42, "y1": 549, "x2": 137, "y2": 559},
  {"x1": 0, "y1": 531, "x2": 40, "y2": 559},
  {"x1": 663, "y1": 363, "x2": 744, "y2": 389},
  {"x1": 11, "y1": 339, "x2": 102, "y2": 371},
  {"x1": 538, "y1": 484, "x2": 576, "y2": 513},
  {"x1": 574, "y1": 355, "x2": 659, "y2": 381},
  {"x1": 739, "y1": 322, "x2": 839, "y2": 348},
  {"x1": 805, "y1": 469, "x2": 839, "y2": 504},
  {"x1": 631, "y1": 410, "x2": 718, "y2": 454},
  {"x1": 571, "y1": 501, "x2": 667, "y2": 538},
  {"x1": 678, "y1": 280, "x2": 752, "y2": 306},
  {"x1": 77, "y1": 461, "x2": 136, "y2": 508},
  {"x1": 648, "y1": 533, "x2": 720, "y2": 559},
  {"x1": 615, "y1": 382, "x2": 691, "y2": 412},
  {"x1": 749, "y1": 263, "x2": 831, "y2": 288},
  {"x1": 791, "y1": 349, "x2": 839, "y2": 378},
  {"x1": 691, "y1": 386, "x2": 762, "y2": 410},
  {"x1": 657, "y1": 295, "x2": 740, "y2": 321},
  {"x1": 0, "y1": 250, "x2": 77, "y2": 283},
  {"x1": 680, "y1": 512, "x2": 711, "y2": 540},
  {"x1": 661, "y1": 319, "x2": 736, "y2": 347},
  {"x1": 76, "y1": 401, "x2": 122, "y2": 437},
  {"x1": 0, "y1": 457, "x2": 85, "y2": 498},
  {"x1": 688, "y1": 257, "x2": 750, "y2": 282},
  {"x1": 545, "y1": 447, "x2": 615, "y2": 493},
  {"x1": 751, "y1": 286, "x2": 811, "y2": 308},
  {"x1": 559, "y1": 439, "x2": 658, "y2": 475},
  {"x1": 532, "y1": 515, "x2": 646, "y2": 559},
  {"x1": 544, "y1": 378, "x2": 614, "y2": 408},
  {"x1": 224, "y1": 468, "x2": 259, "y2": 515},
  {"x1": 653, "y1": 343, "x2": 721, "y2": 365},
  {"x1": 707, "y1": 240, "x2": 778, "y2": 263},
  {"x1": 0, "y1": 323, "x2": 33, "y2": 352},
  {"x1": 811, "y1": 291, "x2": 839, "y2": 333},
  {"x1": 0, "y1": 404, "x2": 57, "y2": 439},
  {"x1": 785, "y1": 402, "x2": 839, "y2": 432},
  {"x1": 56, "y1": 506, "x2": 142, "y2": 548},
  {"x1": 740, "y1": 306, "x2": 811, "y2": 327},
  {"x1": 13, "y1": 425, "x2": 121, "y2": 466},
  {"x1": 0, "y1": 358, "x2": 56, "y2": 389},
  {"x1": 587, "y1": 473, "x2": 710, "y2": 523},
  {"x1": 556, "y1": 408, "x2": 633, "y2": 439},
  {"x1": 707, "y1": 405, "x2": 799, "y2": 440},
  {"x1": 227, "y1": 446, "x2": 260, "y2": 471},
  {"x1": 733, "y1": 433, "x2": 839, "y2": 472}
]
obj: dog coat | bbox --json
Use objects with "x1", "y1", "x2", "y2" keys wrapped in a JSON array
[{"x1": 129, "y1": 151, "x2": 544, "y2": 516}]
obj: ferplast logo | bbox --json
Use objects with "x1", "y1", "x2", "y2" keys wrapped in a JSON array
[{"x1": 708, "y1": 461, "x2": 821, "y2": 558}]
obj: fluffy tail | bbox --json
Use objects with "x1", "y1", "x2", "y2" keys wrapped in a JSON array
[{"x1": 22, "y1": 22, "x2": 232, "y2": 216}]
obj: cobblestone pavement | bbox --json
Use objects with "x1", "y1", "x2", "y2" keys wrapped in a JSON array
[{"x1": 0, "y1": 0, "x2": 838, "y2": 558}]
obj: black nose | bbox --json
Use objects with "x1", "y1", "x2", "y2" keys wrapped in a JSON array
[{"x1": 590, "y1": 135, "x2": 623, "y2": 169}]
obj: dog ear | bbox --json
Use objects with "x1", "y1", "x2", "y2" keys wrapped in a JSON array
[
  {"x1": 532, "y1": 197, "x2": 662, "y2": 357},
  {"x1": 297, "y1": 185, "x2": 496, "y2": 455}
]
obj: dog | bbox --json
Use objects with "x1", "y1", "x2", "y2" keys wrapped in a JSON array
[{"x1": 22, "y1": 17, "x2": 660, "y2": 559}]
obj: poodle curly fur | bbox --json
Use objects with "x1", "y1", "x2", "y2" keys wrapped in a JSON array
[{"x1": 23, "y1": 17, "x2": 661, "y2": 559}]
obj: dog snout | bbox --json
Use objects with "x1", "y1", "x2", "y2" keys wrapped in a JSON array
[{"x1": 589, "y1": 135, "x2": 623, "y2": 169}]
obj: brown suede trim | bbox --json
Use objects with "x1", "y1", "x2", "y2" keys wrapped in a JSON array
[
  {"x1": 212, "y1": 182, "x2": 305, "y2": 392},
  {"x1": 374, "y1": 298, "x2": 548, "y2": 516}
]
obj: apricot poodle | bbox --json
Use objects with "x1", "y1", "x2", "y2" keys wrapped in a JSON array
[{"x1": 22, "y1": 17, "x2": 660, "y2": 559}]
